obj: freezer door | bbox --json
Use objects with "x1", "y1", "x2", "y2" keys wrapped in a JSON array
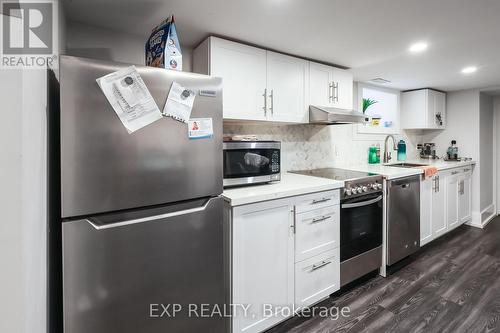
[
  {"x1": 59, "y1": 56, "x2": 223, "y2": 218},
  {"x1": 63, "y1": 196, "x2": 228, "y2": 333}
]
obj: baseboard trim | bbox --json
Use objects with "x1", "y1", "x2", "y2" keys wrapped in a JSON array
[{"x1": 467, "y1": 204, "x2": 496, "y2": 229}]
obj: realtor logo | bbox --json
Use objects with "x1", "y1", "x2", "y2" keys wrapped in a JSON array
[{"x1": 1, "y1": 0, "x2": 56, "y2": 68}]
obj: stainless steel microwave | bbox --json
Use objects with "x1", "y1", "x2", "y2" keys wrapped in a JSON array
[{"x1": 223, "y1": 141, "x2": 281, "y2": 187}]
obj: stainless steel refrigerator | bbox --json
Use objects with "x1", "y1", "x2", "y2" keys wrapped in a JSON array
[{"x1": 49, "y1": 56, "x2": 227, "y2": 333}]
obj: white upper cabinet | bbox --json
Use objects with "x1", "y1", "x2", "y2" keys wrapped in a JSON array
[
  {"x1": 266, "y1": 51, "x2": 309, "y2": 123},
  {"x1": 401, "y1": 89, "x2": 446, "y2": 129},
  {"x1": 194, "y1": 37, "x2": 267, "y2": 121},
  {"x1": 309, "y1": 62, "x2": 353, "y2": 110},
  {"x1": 193, "y1": 37, "x2": 309, "y2": 123}
]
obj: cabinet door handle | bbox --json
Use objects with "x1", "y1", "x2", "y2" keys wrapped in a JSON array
[
  {"x1": 311, "y1": 260, "x2": 332, "y2": 271},
  {"x1": 290, "y1": 208, "x2": 296, "y2": 234},
  {"x1": 262, "y1": 88, "x2": 267, "y2": 116},
  {"x1": 311, "y1": 215, "x2": 332, "y2": 224},
  {"x1": 334, "y1": 82, "x2": 339, "y2": 102},
  {"x1": 329, "y1": 82, "x2": 334, "y2": 102},
  {"x1": 436, "y1": 176, "x2": 440, "y2": 192},
  {"x1": 270, "y1": 89, "x2": 274, "y2": 116},
  {"x1": 312, "y1": 198, "x2": 332, "y2": 205}
]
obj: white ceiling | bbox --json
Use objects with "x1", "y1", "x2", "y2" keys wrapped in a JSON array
[{"x1": 63, "y1": 0, "x2": 500, "y2": 92}]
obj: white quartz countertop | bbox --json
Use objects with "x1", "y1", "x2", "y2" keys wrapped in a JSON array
[
  {"x1": 223, "y1": 173, "x2": 344, "y2": 207},
  {"x1": 337, "y1": 159, "x2": 476, "y2": 180}
]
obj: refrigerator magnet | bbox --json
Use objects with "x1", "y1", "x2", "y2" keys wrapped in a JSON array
[{"x1": 188, "y1": 118, "x2": 213, "y2": 140}]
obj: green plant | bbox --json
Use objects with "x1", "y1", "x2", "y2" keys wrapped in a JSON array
[{"x1": 363, "y1": 98, "x2": 378, "y2": 114}]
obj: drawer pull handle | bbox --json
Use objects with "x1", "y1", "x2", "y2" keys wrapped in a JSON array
[
  {"x1": 451, "y1": 171, "x2": 459, "y2": 175},
  {"x1": 311, "y1": 215, "x2": 332, "y2": 224},
  {"x1": 464, "y1": 168, "x2": 471, "y2": 172},
  {"x1": 312, "y1": 198, "x2": 331, "y2": 204},
  {"x1": 311, "y1": 260, "x2": 332, "y2": 271}
]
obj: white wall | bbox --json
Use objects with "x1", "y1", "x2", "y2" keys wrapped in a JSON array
[
  {"x1": 0, "y1": 60, "x2": 25, "y2": 333},
  {"x1": 479, "y1": 93, "x2": 495, "y2": 215},
  {"x1": 66, "y1": 21, "x2": 193, "y2": 71},
  {"x1": 1, "y1": 2, "x2": 65, "y2": 332},
  {"x1": 495, "y1": 97, "x2": 500, "y2": 212}
]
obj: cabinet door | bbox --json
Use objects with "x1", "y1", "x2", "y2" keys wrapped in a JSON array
[
  {"x1": 232, "y1": 199, "x2": 294, "y2": 333},
  {"x1": 210, "y1": 38, "x2": 267, "y2": 121},
  {"x1": 309, "y1": 62, "x2": 334, "y2": 107},
  {"x1": 458, "y1": 171, "x2": 472, "y2": 223},
  {"x1": 446, "y1": 173, "x2": 460, "y2": 231},
  {"x1": 332, "y1": 68, "x2": 353, "y2": 110},
  {"x1": 433, "y1": 91, "x2": 446, "y2": 128},
  {"x1": 432, "y1": 174, "x2": 447, "y2": 238},
  {"x1": 266, "y1": 51, "x2": 309, "y2": 123},
  {"x1": 420, "y1": 176, "x2": 433, "y2": 246}
]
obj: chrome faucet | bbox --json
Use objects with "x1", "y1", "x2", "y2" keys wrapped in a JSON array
[{"x1": 383, "y1": 135, "x2": 398, "y2": 163}]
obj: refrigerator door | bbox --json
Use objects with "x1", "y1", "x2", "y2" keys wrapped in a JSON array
[
  {"x1": 59, "y1": 56, "x2": 223, "y2": 218},
  {"x1": 63, "y1": 196, "x2": 228, "y2": 333}
]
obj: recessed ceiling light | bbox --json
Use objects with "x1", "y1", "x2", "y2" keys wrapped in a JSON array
[
  {"x1": 409, "y1": 42, "x2": 428, "y2": 53},
  {"x1": 461, "y1": 66, "x2": 477, "y2": 74}
]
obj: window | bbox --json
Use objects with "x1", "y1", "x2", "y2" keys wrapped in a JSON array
[{"x1": 356, "y1": 83, "x2": 400, "y2": 135}]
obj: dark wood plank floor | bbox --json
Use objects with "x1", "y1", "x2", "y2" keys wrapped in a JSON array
[{"x1": 268, "y1": 217, "x2": 500, "y2": 333}]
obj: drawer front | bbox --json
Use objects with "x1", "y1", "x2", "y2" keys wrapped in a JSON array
[
  {"x1": 295, "y1": 248, "x2": 340, "y2": 308},
  {"x1": 295, "y1": 206, "x2": 339, "y2": 262},
  {"x1": 295, "y1": 190, "x2": 339, "y2": 214}
]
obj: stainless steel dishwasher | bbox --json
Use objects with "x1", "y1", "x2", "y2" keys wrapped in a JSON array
[{"x1": 387, "y1": 175, "x2": 420, "y2": 266}]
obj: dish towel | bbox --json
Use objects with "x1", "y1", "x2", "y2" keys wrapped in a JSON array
[{"x1": 420, "y1": 166, "x2": 438, "y2": 179}]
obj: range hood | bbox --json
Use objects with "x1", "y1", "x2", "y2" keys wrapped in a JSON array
[{"x1": 309, "y1": 105, "x2": 367, "y2": 124}]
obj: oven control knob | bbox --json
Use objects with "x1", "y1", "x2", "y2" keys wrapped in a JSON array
[
  {"x1": 377, "y1": 184, "x2": 383, "y2": 190},
  {"x1": 345, "y1": 188, "x2": 352, "y2": 196},
  {"x1": 356, "y1": 187, "x2": 363, "y2": 193},
  {"x1": 362, "y1": 186, "x2": 368, "y2": 192}
]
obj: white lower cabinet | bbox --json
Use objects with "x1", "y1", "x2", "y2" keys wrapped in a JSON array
[
  {"x1": 420, "y1": 165, "x2": 473, "y2": 246},
  {"x1": 295, "y1": 205, "x2": 339, "y2": 262},
  {"x1": 294, "y1": 248, "x2": 340, "y2": 308},
  {"x1": 446, "y1": 171, "x2": 460, "y2": 231},
  {"x1": 432, "y1": 174, "x2": 447, "y2": 239},
  {"x1": 458, "y1": 169, "x2": 472, "y2": 223},
  {"x1": 229, "y1": 190, "x2": 340, "y2": 333},
  {"x1": 232, "y1": 198, "x2": 295, "y2": 333}
]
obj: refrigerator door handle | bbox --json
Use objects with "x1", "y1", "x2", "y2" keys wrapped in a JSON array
[{"x1": 86, "y1": 198, "x2": 216, "y2": 230}]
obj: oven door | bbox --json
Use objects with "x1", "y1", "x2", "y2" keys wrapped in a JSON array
[
  {"x1": 340, "y1": 193, "x2": 383, "y2": 262},
  {"x1": 223, "y1": 142, "x2": 280, "y2": 187}
]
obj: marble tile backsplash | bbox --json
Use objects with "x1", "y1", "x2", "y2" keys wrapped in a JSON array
[{"x1": 224, "y1": 123, "x2": 423, "y2": 172}]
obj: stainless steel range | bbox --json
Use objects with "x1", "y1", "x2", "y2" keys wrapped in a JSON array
[{"x1": 291, "y1": 168, "x2": 384, "y2": 286}]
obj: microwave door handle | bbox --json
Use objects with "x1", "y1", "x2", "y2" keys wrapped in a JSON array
[{"x1": 341, "y1": 195, "x2": 383, "y2": 209}]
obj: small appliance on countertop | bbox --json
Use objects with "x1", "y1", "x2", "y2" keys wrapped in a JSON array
[
  {"x1": 291, "y1": 168, "x2": 384, "y2": 287},
  {"x1": 443, "y1": 140, "x2": 473, "y2": 161},
  {"x1": 223, "y1": 140, "x2": 281, "y2": 187},
  {"x1": 417, "y1": 143, "x2": 438, "y2": 159}
]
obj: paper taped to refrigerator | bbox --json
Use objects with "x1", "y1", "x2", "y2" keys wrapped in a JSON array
[
  {"x1": 188, "y1": 118, "x2": 213, "y2": 140},
  {"x1": 96, "y1": 66, "x2": 162, "y2": 133},
  {"x1": 163, "y1": 82, "x2": 195, "y2": 123}
]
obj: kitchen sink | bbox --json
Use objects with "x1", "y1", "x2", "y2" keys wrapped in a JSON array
[{"x1": 386, "y1": 163, "x2": 428, "y2": 168}]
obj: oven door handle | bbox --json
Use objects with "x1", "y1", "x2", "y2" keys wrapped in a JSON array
[{"x1": 341, "y1": 195, "x2": 383, "y2": 209}]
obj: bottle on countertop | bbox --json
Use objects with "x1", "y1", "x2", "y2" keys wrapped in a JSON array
[
  {"x1": 447, "y1": 140, "x2": 458, "y2": 160},
  {"x1": 368, "y1": 145, "x2": 378, "y2": 164},
  {"x1": 376, "y1": 143, "x2": 381, "y2": 163},
  {"x1": 397, "y1": 140, "x2": 407, "y2": 161}
]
